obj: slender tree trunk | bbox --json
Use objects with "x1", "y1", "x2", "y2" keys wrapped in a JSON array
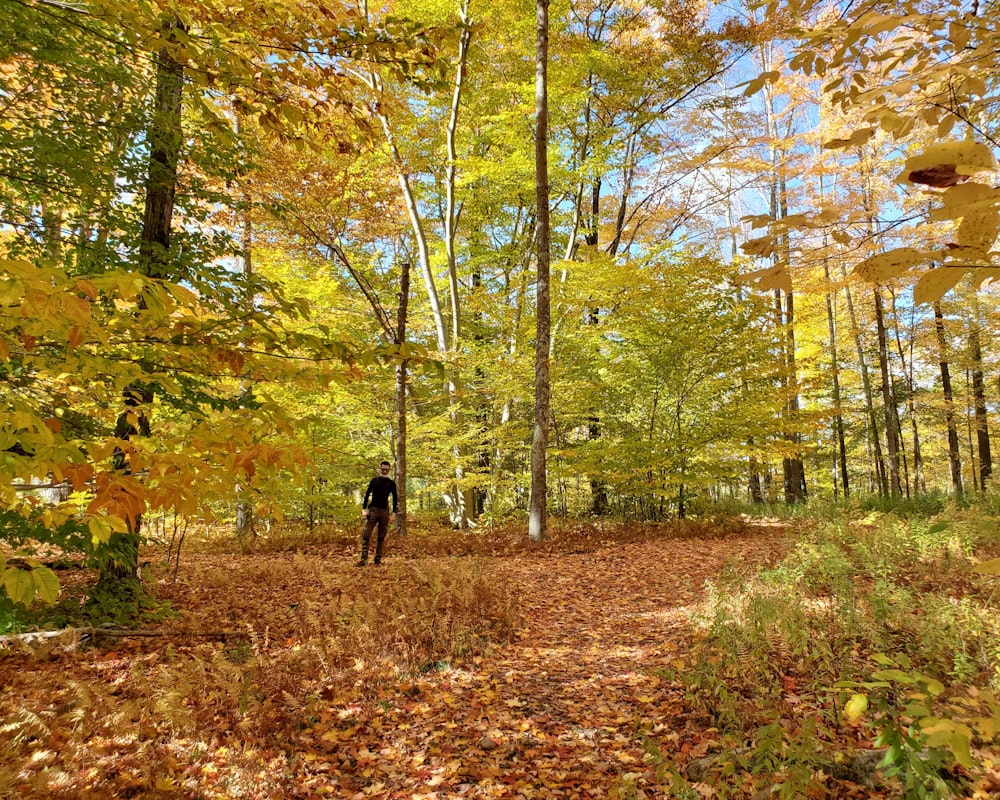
[
  {"x1": 528, "y1": 0, "x2": 550, "y2": 543},
  {"x1": 843, "y1": 280, "x2": 887, "y2": 495},
  {"x1": 873, "y1": 288, "x2": 902, "y2": 497},
  {"x1": 394, "y1": 261, "x2": 410, "y2": 536},
  {"x1": 969, "y1": 290, "x2": 992, "y2": 490},
  {"x1": 444, "y1": 0, "x2": 471, "y2": 349},
  {"x1": 823, "y1": 261, "x2": 849, "y2": 498},
  {"x1": 965, "y1": 369, "x2": 979, "y2": 487},
  {"x1": 934, "y1": 303, "x2": 963, "y2": 498},
  {"x1": 367, "y1": 11, "x2": 475, "y2": 524},
  {"x1": 782, "y1": 289, "x2": 807, "y2": 502},
  {"x1": 236, "y1": 136, "x2": 255, "y2": 540},
  {"x1": 889, "y1": 290, "x2": 924, "y2": 494}
]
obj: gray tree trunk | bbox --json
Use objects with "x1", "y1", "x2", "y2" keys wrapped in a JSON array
[{"x1": 528, "y1": 0, "x2": 550, "y2": 543}]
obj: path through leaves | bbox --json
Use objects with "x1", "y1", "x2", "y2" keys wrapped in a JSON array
[{"x1": 281, "y1": 526, "x2": 785, "y2": 798}]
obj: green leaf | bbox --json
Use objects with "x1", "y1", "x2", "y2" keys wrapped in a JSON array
[
  {"x1": 926, "y1": 521, "x2": 948, "y2": 534},
  {"x1": 3, "y1": 568, "x2": 34, "y2": 606},
  {"x1": 950, "y1": 731, "x2": 975, "y2": 768},
  {"x1": 872, "y1": 669, "x2": 918, "y2": 684},
  {"x1": 32, "y1": 566, "x2": 60, "y2": 605}
]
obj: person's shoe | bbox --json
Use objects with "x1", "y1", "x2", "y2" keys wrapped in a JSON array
[
  {"x1": 355, "y1": 560, "x2": 367, "y2": 567},
  {"x1": 373, "y1": 559, "x2": 382, "y2": 566}
]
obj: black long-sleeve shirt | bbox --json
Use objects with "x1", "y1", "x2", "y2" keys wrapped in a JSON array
[{"x1": 363, "y1": 475, "x2": 398, "y2": 512}]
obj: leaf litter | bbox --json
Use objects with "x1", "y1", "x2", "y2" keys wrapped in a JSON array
[{"x1": 1, "y1": 519, "x2": 911, "y2": 799}]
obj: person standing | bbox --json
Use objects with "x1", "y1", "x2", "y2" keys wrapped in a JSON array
[{"x1": 358, "y1": 460, "x2": 398, "y2": 566}]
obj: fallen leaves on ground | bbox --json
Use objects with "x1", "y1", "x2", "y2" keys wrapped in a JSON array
[{"x1": 1, "y1": 521, "x2": 814, "y2": 798}]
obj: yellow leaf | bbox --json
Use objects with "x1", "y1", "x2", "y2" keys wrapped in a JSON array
[
  {"x1": 740, "y1": 236, "x2": 774, "y2": 257},
  {"x1": 913, "y1": 267, "x2": 968, "y2": 305},
  {"x1": 736, "y1": 264, "x2": 792, "y2": 293},
  {"x1": 854, "y1": 247, "x2": 931, "y2": 281},
  {"x1": 32, "y1": 566, "x2": 60, "y2": 604},
  {"x1": 844, "y1": 693, "x2": 868, "y2": 723},
  {"x1": 957, "y1": 210, "x2": 999, "y2": 251},
  {"x1": 930, "y1": 182, "x2": 1000, "y2": 221},
  {"x1": 88, "y1": 517, "x2": 113, "y2": 544},
  {"x1": 3, "y1": 568, "x2": 34, "y2": 606}
]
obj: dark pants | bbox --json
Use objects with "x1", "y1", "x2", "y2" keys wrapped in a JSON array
[{"x1": 360, "y1": 509, "x2": 390, "y2": 563}]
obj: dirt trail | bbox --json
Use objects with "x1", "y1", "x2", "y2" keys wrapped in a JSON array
[{"x1": 304, "y1": 534, "x2": 782, "y2": 799}]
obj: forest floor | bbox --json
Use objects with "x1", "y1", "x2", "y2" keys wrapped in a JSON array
[{"x1": 2, "y1": 519, "x2": 998, "y2": 799}]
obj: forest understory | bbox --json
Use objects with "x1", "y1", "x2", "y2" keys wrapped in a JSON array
[{"x1": 2, "y1": 516, "x2": 1000, "y2": 800}]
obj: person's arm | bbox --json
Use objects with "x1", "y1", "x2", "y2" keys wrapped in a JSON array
[
  {"x1": 390, "y1": 480, "x2": 398, "y2": 514},
  {"x1": 363, "y1": 479, "x2": 375, "y2": 514}
]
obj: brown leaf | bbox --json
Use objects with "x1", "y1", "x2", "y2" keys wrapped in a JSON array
[{"x1": 908, "y1": 165, "x2": 967, "y2": 188}]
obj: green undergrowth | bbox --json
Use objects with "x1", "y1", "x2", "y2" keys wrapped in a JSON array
[{"x1": 665, "y1": 513, "x2": 1000, "y2": 799}]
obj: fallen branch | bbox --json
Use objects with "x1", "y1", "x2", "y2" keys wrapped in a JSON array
[{"x1": 0, "y1": 627, "x2": 250, "y2": 647}]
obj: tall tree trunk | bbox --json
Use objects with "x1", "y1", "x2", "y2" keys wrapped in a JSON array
[
  {"x1": 365, "y1": 8, "x2": 475, "y2": 525},
  {"x1": 99, "y1": 20, "x2": 184, "y2": 595},
  {"x1": 394, "y1": 261, "x2": 411, "y2": 536},
  {"x1": 889, "y1": 289, "x2": 923, "y2": 494},
  {"x1": 444, "y1": 0, "x2": 471, "y2": 349},
  {"x1": 823, "y1": 261, "x2": 849, "y2": 498},
  {"x1": 842, "y1": 280, "x2": 887, "y2": 495},
  {"x1": 528, "y1": 0, "x2": 550, "y2": 543},
  {"x1": 969, "y1": 291, "x2": 993, "y2": 491},
  {"x1": 236, "y1": 137, "x2": 255, "y2": 540},
  {"x1": 782, "y1": 288, "x2": 807, "y2": 502},
  {"x1": 873, "y1": 288, "x2": 903, "y2": 497},
  {"x1": 934, "y1": 303, "x2": 963, "y2": 498}
]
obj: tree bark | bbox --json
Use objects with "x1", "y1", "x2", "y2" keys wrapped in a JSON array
[
  {"x1": 236, "y1": 137, "x2": 255, "y2": 540},
  {"x1": 889, "y1": 289, "x2": 923, "y2": 494},
  {"x1": 823, "y1": 261, "x2": 849, "y2": 498},
  {"x1": 969, "y1": 289, "x2": 992, "y2": 491},
  {"x1": 842, "y1": 281, "x2": 887, "y2": 495},
  {"x1": 528, "y1": 0, "x2": 550, "y2": 543},
  {"x1": 394, "y1": 261, "x2": 411, "y2": 536},
  {"x1": 933, "y1": 303, "x2": 963, "y2": 498},
  {"x1": 98, "y1": 20, "x2": 183, "y2": 596},
  {"x1": 873, "y1": 288, "x2": 902, "y2": 497}
]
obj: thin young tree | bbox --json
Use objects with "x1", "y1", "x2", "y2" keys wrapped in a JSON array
[{"x1": 528, "y1": 0, "x2": 551, "y2": 543}]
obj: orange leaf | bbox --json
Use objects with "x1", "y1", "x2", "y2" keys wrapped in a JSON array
[{"x1": 67, "y1": 325, "x2": 85, "y2": 351}]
